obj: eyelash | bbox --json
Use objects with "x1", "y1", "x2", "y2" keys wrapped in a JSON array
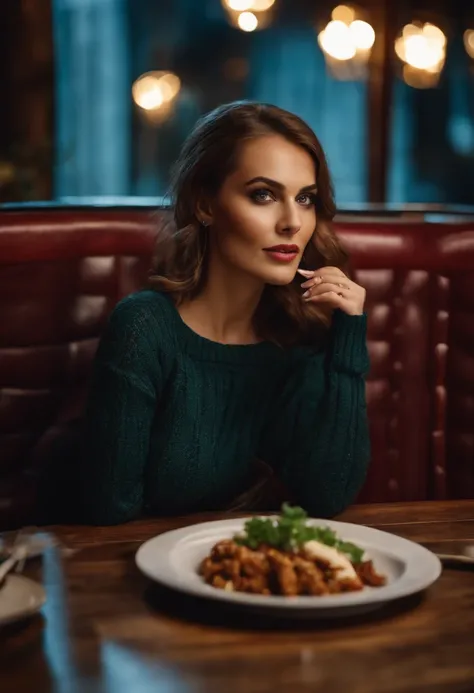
[{"x1": 250, "y1": 188, "x2": 317, "y2": 207}]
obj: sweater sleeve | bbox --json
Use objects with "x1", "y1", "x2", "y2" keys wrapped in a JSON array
[
  {"x1": 258, "y1": 310, "x2": 371, "y2": 517},
  {"x1": 78, "y1": 295, "x2": 163, "y2": 525}
]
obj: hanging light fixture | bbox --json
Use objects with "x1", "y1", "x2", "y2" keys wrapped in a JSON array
[
  {"x1": 317, "y1": 5, "x2": 375, "y2": 80},
  {"x1": 394, "y1": 22, "x2": 447, "y2": 88}
]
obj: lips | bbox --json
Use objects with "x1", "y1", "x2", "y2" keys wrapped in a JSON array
[
  {"x1": 263, "y1": 245, "x2": 300, "y2": 264},
  {"x1": 263, "y1": 245, "x2": 299, "y2": 253}
]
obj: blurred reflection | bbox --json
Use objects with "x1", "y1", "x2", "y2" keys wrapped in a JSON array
[
  {"x1": 395, "y1": 22, "x2": 446, "y2": 88},
  {"x1": 317, "y1": 7, "x2": 375, "y2": 80},
  {"x1": 464, "y1": 30, "x2": 474, "y2": 60},
  {"x1": 132, "y1": 71, "x2": 181, "y2": 122},
  {"x1": 222, "y1": 0, "x2": 275, "y2": 32},
  {"x1": 331, "y1": 4, "x2": 355, "y2": 24},
  {"x1": 42, "y1": 547, "x2": 81, "y2": 692},
  {"x1": 239, "y1": 12, "x2": 258, "y2": 32},
  {"x1": 101, "y1": 641, "x2": 193, "y2": 693},
  {"x1": 222, "y1": 0, "x2": 276, "y2": 12}
]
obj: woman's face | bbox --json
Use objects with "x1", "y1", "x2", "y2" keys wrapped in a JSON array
[{"x1": 203, "y1": 134, "x2": 318, "y2": 287}]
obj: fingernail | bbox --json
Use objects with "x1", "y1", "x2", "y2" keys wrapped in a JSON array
[
  {"x1": 302, "y1": 290, "x2": 310, "y2": 298},
  {"x1": 297, "y1": 269, "x2": 313, "y2": 277}
]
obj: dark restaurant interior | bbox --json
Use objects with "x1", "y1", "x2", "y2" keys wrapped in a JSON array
[{"x1": 1, "y1": 1, "x2": 474, "y2": 691}]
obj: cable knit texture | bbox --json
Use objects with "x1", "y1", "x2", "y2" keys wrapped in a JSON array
[{"x1": 78, "y1": 290, "x2": 370, "y2": 524}]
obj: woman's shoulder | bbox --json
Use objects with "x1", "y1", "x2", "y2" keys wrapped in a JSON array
[
  {"x1": 104, "y1": 290, "x2": 178, "y2": 350},
  {"x1": 113, "y1": 289, "x2": 173, "y2": 318}
]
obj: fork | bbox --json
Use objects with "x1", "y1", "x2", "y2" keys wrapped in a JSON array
[
  {"x1": 436, "y1": 545, "x2": 474, "y2": 567},
  {"x1": 0, "y1": 543, "x2": 28, "y2": 587}
]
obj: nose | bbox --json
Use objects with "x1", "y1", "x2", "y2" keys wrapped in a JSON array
[{"x1": 276, "y1": 201, "x2": 301, "y2": 236}]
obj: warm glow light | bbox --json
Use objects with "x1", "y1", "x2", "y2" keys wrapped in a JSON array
[
  {"x1": 404, "y1": 34, "x2": 442, "y2": 70},
  {"x1": 132, "y1": 71, "x2": 181, "y2": 111},
  {"x1": 403, "y1": 64, "x2": 440, "y2": 89},
  {"x1": 319, "y1": 20, "x2": 356, "y2": 60},
  {"x1": 318, "y1": 8, "x2": 375, "y2": 78},
  {"x1": 331, "y1": 4, "x2": 355, "y2": 24},
  {"x1": 132, "y1": 76, "x2": 164, "y2": 111},
  {"x1": 157, "y1": 72, "x2": 181, "y2": 102},
  {"x1": 224, "y1": 0, "x2": 275, "y2": 11},
  {"x1": 394, "y1": 36, "x2": 406, "y2": 61},
  {"x1": 396, "y1": 24, "x2": 446, "y2": 69},
  {"x1": 349, "y1": 20, "x2": 375, "y2": 50},
  {"x1": 423, "y1": 23, "x2": 446, "y2": 48},
  {"x1": 464, "y1": 29, "x2": 474, "y2": 59},
  {"x1": 238, "y1": 11, "x2": 258, "y2": 31},
  {"x1": 396, "y1": 22, "x2": 446, "y2": 88},
  {"x1": 402, "y1": 23, "x2": 420, "y2": 39},
  {"x1": 226, "y1": 0, "x2": 253, "y2": 10},
  {"x1": 251, "y1": 0, "x2": 276, "y2": 9}
]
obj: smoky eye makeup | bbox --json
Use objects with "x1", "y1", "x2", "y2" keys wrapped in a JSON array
[{"x1": 249, "y1": 188, "x2": 275, "y2": 203}]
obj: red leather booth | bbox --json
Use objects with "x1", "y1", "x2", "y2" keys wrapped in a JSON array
[{"x1": 1, "y1": 205, "x2": 474, "y2": 528}]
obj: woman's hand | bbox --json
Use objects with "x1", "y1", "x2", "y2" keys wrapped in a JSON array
[{"x1": 297, "y1": 267, "x2": 366, "y2": 316}]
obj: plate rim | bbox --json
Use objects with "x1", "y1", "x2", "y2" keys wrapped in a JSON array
[
  {"x1": 0, "y1": 574, "x2": 46, "y2": 627},
  {"x1": 135, "y1": 516, "x2": 442, "y2": 610}
]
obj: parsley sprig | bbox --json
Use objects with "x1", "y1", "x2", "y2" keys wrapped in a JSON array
[{"x1": 234, "y1": 503, "x2": 364, "y2": 563}]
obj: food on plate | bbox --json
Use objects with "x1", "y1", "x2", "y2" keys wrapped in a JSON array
[{"x1": 199, "y1": 504, "x2": 386, "y2": 597}]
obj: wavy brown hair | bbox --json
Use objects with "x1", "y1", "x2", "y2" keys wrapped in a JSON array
[{"x1": 148, "y1": 101, "x2": 349, "y2": 346}]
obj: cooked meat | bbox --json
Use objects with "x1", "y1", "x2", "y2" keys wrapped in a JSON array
[
  {"x1": 200, "y1": 540, "x2": 386, "y2": 598},
  {"x1": 222, "y1": 558, "x2": 241, "y2": 582},
  {"x1": 200, "y1": 557, "x2": 224, "y2": 580},
  {"x1": 238, "y1": 574, "x2": 271, "y2": 595},
  {"x1": 266, "y1": 548, "x2": 299, "y2": 596},
  {"x1": 211, "y1": 540, "x2": 239, "y2": 560},
  {"x1": 236, "y1": 546, "x2": 270, "y2": 576},
  {"x1": 293, "y1": 556, "x2": 329, "y2": 596},
  {"x1": 354, "y1": 560, "x2": 387, "y2": 587},
  {"x1": 337, "y1": 577, "x2": 364, "y2": 592},
  {"x1": 211, "y1": 574, "x2": 233, "y2": 589}
]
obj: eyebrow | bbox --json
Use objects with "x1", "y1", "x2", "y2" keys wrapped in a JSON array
[{"x1": 245, "y1": 176, "x2": 318, "y2": 194}]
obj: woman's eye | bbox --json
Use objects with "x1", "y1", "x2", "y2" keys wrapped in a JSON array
[
  {"x1": 250, "y1": 189, "x2": 273, "y2": 203},
  {"x1": 297, "y1": 193, "x2": 317, "y2": 207}
]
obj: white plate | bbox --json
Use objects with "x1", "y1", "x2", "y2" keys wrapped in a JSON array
[
  {"x1": 0, "y1": 575, "x2": 46, "y2": 627},
  {"x1": 135, "y1": 517, "x2": 442, "y2": 618}
]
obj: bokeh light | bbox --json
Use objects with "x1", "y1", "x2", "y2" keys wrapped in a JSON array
[
  {"x1": 132, "y1": 71, "x2": 181, "y2": 112},
  {"x1": 331, "y1": 5, "x2": 355, "y2": 24},
  {"x1": 349, "y1": 20, "x2": 375, "y2": 51},
  {"x1": 395, "y1": 22, "x2": 446, "y2": 88},
  {"x1": 464, "y1": 29, "x2": 474, "y2": 59},
  {"x1": 238, "y1": 11, "x2": 258, "y2": 32}
]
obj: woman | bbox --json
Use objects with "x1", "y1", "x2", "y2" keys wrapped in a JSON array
[{"x1": 79, "y1": 101, "x2": 370, "y2": 525}]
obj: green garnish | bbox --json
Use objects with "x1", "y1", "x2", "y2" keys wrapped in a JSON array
[{"x1": 234, "y1": 503, "x2": 364, "y2": 563}]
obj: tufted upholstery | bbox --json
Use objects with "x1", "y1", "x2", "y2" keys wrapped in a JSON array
[
  {"x1": 0, "y1": 207, "x2": 473, "y2": 528},
  {"x1": 436, "y1": 230, "x2": 474, "y2": 499}
]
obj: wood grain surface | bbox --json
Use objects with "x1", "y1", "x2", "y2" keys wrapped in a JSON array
[{"x1": 1, "y1": 501, "x2": 474, "y2": 693}]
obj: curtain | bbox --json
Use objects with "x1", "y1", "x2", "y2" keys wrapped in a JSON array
[{"x1": 53, "y1": 0, "x2": 131, "y2": 196}]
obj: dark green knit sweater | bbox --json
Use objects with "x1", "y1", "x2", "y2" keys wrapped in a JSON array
[{"x1": 79, "y1": 290, "x2": 370, "y2": 525}]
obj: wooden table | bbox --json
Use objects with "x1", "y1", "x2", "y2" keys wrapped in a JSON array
[{"x1": 1, "y1": 501, "x2": 474, "y2": 693}]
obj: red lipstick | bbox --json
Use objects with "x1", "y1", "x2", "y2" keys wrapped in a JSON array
[{"x1": 263, "y1": 244, "x2": 299, "y2": 263}]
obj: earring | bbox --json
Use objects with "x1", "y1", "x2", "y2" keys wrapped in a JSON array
[{"x1": 201, "y1": 220, "x2": 210, "y2": 228}]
